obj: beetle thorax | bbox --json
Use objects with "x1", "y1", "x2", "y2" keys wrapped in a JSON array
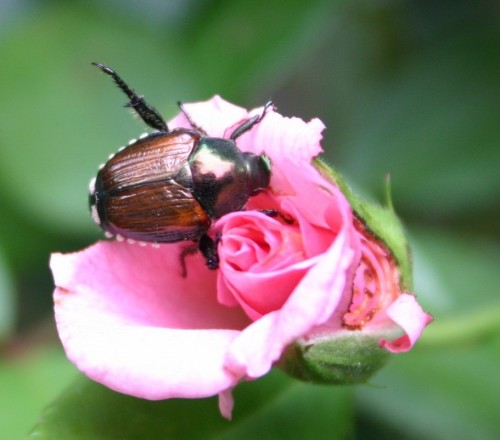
[{"x1": 189, "y1": 138, "x2": 258, "y2": 218}]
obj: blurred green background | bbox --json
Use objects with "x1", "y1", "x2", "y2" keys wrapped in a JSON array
[{"x1": 0, "y1": 0, "x2": 498, "y2": 438}]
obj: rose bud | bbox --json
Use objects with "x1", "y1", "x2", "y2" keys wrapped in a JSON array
[
  {"x1": 277, "y1": 167, "x2": 432, "y2": 384},
  {"x1": 51, "y1": 96, "x2": 431, "y2": 419}
]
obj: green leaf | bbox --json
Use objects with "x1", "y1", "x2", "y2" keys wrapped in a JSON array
[
  {"x1": 177, "y1": 0, "x2": 336, "y2": 103},
  {"x1": 0, "y1": 0, "x2": 337, "y2": 238},
  {"x1": 28, "y1": 370, "x2": 353, "y2": 439},
  {"x1": 335, "y1": 24, "x2": 500, "y2": 219},
  {"x1": 411, "y1": 228, "x2": 500, "y2": 312},
  {"x1": 316, "y1": 159, "x2": 413, "y2": 289},
  {"x1": 0, "y1": 250, "x2": 15, "y2": 341},
  {"x1": 0, "y1": 347, "x2": 76, "y2": 440},
  {"x1": 353, "y1": 229, "x2": 500, "y2": 439},
  {"x1": 355, "y1": 334, "x2": 500, "y2": 440},
  {"x1": 0, "y1": 4, "x2": 187, "y2": 235},
  {"x1": 409, "y1": 228, "x2": 500, "y2": 349}
]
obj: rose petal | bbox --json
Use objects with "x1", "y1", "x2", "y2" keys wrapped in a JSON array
[
  {"x1": 224, "y1": 214, "x2": 357, "y2": 379},
  {"x1": 237, "y1": 111, "x2": 325, "y2": 161},
  {"x1": 52, "y1": 241, "x2": 250, "y2": 400},
  {"x1": 169, "y1": 95, "x2": 248, "y2": 138},
  {"x1": 216, "y1": 211, "x2": 314, "y2": 320},
  {"x1": 52, "y1": 95, "x2": 430, "y2": 417},
  {"x1": 379, "y1": 293, "x2": 433, "y2": 353},
  {"x1": 218, "y1": 388, "x2": 234, "y2": 420}
]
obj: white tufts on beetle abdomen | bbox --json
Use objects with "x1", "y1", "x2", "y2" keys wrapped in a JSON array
[
  {"x1": 88, "y1": 176, "x2": 96, "y2": 195},
  {"x1": 90, "y1": 204, "x2": 100, "y2": 225}
]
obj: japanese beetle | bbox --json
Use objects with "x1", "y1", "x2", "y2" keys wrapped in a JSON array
[{"x1": 89, "y1": 62, "x2": 273, "y2": 270}]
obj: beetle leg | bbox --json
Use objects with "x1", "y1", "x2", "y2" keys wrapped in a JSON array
[
  {"x1": 179, "y1": 242, "x2": 199, "y2": 278},
  {"x1": 199, "y1": 233, "x2": 221, "y2": 270},
  {"x1": 92, "y1": 62, "x2": 169, "y2": 132},
  {"x1": 177, "y1": 102, "x2": 208, "y2": 136},
  {"x1": 260, "y1": 209, "x2": 294, "y2": 224},
  {"x1": 229, "y1": 100, "x2": 275, "y2": 141}
]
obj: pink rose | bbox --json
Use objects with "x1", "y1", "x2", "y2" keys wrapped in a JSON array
[{"x1": 51, "y1": 96, "x2": 431, "y2": 419}]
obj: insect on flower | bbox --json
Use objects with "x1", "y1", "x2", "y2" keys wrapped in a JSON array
[{"x1": 89, "y1": 63, "x2": 274, "y2": 270}]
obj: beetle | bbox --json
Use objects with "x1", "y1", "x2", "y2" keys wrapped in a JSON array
[{"x1": 89, "y1": 62, "x2": 274, "y2": 270}]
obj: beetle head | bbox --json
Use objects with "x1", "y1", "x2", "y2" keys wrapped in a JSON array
[{"x1": 244, "y1": 153, "x2": 271, "y2": 196}]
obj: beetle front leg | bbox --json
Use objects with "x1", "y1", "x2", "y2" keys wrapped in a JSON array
[
  {"x1": 229, "y1": 101, "x2": 275, "y2": 141},
  {"x1": 199, "y1": 233, "x2": 221, "y2": 270},
  {"x1": 259, "y1": 209, "x2": 294, "y2": 224}
]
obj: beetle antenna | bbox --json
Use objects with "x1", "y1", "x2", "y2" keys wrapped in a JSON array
[
  {"x1": 92, "y1": 62, "x2": 169, "y2": 132},
  {"x1": 229, "y1": 100, "x2": 275, "y2": 141}
]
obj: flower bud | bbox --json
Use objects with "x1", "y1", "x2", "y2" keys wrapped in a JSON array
[
  {"x1": 278, "y1": 162, "x2": 431, "y2": 384},
  {"x1": 51, "y1": 97, "x2": 431, "y2": 419}
]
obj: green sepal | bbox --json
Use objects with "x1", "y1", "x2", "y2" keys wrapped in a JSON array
[
  {"x1": 280, "y1": 332, "x2": 391, "y2": 385},
  {"x1": 277, "y1": 159, "x2": 413, "y2": 384},
  {"x1": 314, "y1": 158, "x2": 413, "y2": 290}
]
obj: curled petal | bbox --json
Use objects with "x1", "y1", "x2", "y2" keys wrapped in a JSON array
[
  {"x1": 379, "y1": 293, "x2": 433, "y2": 353},
  {"x1": 237, "y1": 111, "x2": 325, "y2": 161},
  {"x1": 218, "y1": 389, "x2": 235, "y2": 420}
]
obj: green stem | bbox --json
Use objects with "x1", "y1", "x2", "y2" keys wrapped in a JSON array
[{"x1": 417, "y1": 302, "x2": 500, "y2": 349}]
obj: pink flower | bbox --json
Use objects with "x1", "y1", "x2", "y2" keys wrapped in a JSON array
[{"x1": 51, "y1": 96, "x2": 431, "y2": 419}]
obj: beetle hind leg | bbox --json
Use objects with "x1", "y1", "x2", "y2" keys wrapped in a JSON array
[
  {"x1": 179, "y1": 243, "x2": 199, "y2": 278},
  {"x1": 179, "y1": 233, "x2": 221, "y2": 277},
  {"x1": 199, "y1": 233, "x2": 221, "y2": 270},
  {"x1": 92, "y1": 62, "x2": 169, "y2": 132}
]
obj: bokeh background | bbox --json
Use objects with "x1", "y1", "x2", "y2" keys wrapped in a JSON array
[{"x1": 0, "y1": 0, "x2": 498, "y2": 438}]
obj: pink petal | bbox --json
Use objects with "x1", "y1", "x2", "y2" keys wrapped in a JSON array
[
  {"x1": 193, "y1": 102, "x2": 363, "y2": 379},
  {"x1": 216, "y1": 211, "x2": 313, "y2": 320},
  {"x1": 218, "y1": 389, "x2": 235, "y2": 420},
  {"x1": 52, "y1": 96, "x2": 428, "y2": 416},
  {"x1": 169, "y1": 95, "x2": 248, "y2": 138},
  {"x1": 237, "y1": 111, "x2": 325, "y2": 160},
  {"x1": 224, "y1": 216, "x2": 357, "y2": 379},
  {"x1": 379, "y1": 293, "x2": 433, "y2": 353},
  {"x1": 52, "y1": 241, "x2": 250, "y2": 400}
]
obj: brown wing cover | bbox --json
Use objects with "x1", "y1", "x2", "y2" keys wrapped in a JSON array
[
  {"x1": 105, "y1": 181, "x2": 210, "y2": 242},
  {"x1": 100, "y1": 130, "x2": 200, "y2": 193}
]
